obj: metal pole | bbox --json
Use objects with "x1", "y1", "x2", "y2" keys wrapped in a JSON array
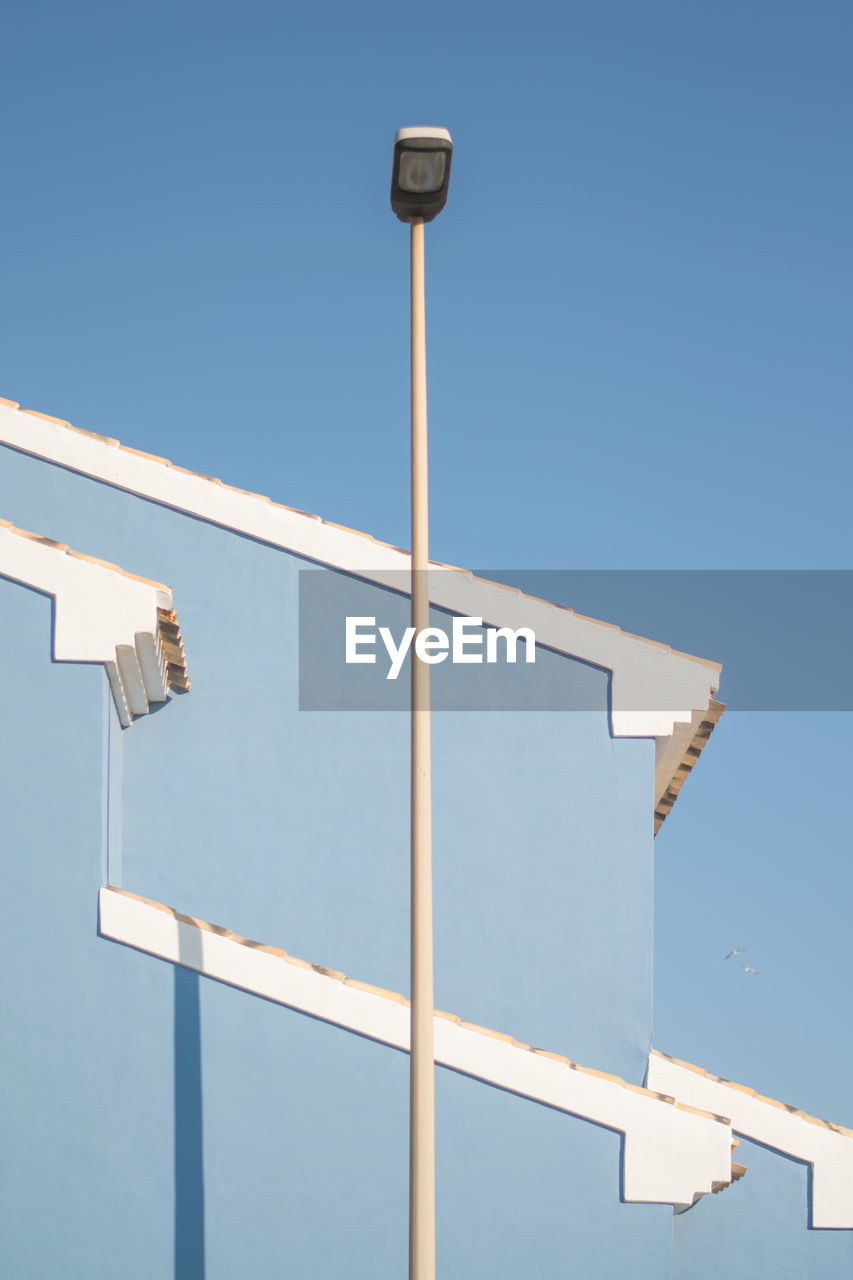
[{"x1": 409, "y1": 215, "x2": 435, "y2": 1280}]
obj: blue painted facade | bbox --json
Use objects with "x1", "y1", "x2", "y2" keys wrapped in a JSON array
[{"x1": 1, "y1": 439, "x2": 850, "y2": 1277}]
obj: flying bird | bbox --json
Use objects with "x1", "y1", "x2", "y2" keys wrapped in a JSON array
[
  {"x1": 726, "y1": 948, "x2": 744, "y2": 959},
  {"x1": 744, "y1": 966, "x2": 758, "y2": 975}
]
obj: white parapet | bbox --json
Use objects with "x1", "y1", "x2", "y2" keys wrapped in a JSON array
[
  {"x1": 648, "y1": 1051, "x2": 853, "y2": 1228},
  {"x1": 0, "y1": 399, "x2": 720, "y2": 742},
  {"x1": 99, "y1": 886, "x2": 734, "y2": 1210}
]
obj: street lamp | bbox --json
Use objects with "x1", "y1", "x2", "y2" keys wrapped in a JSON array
[
  {"x1": 391, "y1": 127, "x2": 453, "y2": 223},
  {"x1": 391, "y1": 125, "x2": 453, "y2": 1280}
]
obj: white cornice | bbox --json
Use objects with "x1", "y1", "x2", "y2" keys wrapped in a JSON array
[
  {"x1": 648, "y1": 1051, "x2": 853, "y2": 1228},
  {"x1": 0, "y1": 399, "x2": 720, "y2": 744},
  {"x1": 99, "y1": 886, "x2": 735, "y2": 1209},
  {"x1": 0, "y1": 519, "x2": 188, "y2": 726}
]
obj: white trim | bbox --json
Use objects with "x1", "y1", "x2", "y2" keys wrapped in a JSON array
[
  {"x1": 395, "y1": 127, "x2": 452, "y2": 145},
  {"x1": 0, "y1": 520, "x2": 173, "y2": 726},
  {"x1": 648, "y1": 1052, "x2": 853, "y2": 1228},
  {"x1": 0, "y1": 401, "x2": 720, "y2": 741},
  {"x1": 99, "y1": 886, "x2": 733, "y2": 1208}
]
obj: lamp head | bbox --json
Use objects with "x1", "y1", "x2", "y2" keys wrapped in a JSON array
[{"x1": 390, "y1": 127, "x2": 453, "y2": 223}]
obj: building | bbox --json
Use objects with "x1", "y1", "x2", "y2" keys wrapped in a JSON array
[{"x1": 1, "y1": 395, "x2": 851, "y2": 1278}]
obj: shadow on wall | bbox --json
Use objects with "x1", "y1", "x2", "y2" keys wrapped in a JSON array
[{"x1": 175, "y1": 966, "x2": 205, "y2": 1279}]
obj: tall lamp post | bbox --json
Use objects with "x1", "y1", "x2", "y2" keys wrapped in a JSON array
[{"x1": 390, "y1": 126, "x2": 453, "y2": 1280}]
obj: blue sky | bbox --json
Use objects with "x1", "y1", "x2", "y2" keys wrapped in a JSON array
[{"x1": 2, "y1": 2, "x2": 851, "y2": 1121}]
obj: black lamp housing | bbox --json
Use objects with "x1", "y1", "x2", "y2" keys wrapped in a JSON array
[{"x1": 390, "y1": 127, "x2": 453, "y2": 223}]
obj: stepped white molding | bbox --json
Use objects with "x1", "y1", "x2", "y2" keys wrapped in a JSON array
[
  {"x1": 0, "y1": 519, "x2": 186, "y2": 726},
  {"x1": 99, "y1": 886, "x2": 734, "y2": 1209},
  {"x1": 648, "y1": 1051, "x2": 853, "y2": 1228}
]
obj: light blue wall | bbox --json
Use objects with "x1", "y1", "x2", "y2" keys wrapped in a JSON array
[
  {"x1": 673, "y1": 1138, "x2": 853, "y2": 1279},
  {"x1": 3, "y1": 445, "x2": 851, "y2": 1276},
  {"x1": 0, "y1": 573, "x2": 674, "y2": 1277},
  {"x1": 0, "y1": 578, "x2": 174, "y2": 1278},
  {"x1": 435, "y1": 1070, "x2": 672, "y2": 1278},
  {"x1": 0, "y1": 442, "x2": 674, "y2": 1278},
  {"x1": 0, "y1": 442, "x2": 655, "y2": 1082}
]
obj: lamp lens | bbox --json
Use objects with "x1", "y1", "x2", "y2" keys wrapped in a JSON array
[{"x1": 398, "y1": 149, "x2": 447, "y2": 194}]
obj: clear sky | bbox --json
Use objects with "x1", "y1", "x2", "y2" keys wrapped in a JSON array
[{"x1": 2, "y1": 2, "x2": 851, "y2": 1122}]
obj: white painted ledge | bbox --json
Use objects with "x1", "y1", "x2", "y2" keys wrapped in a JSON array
[
  {"x1": 0, "y1": 519, "x2": 187, "y2": 726},
  {"x1": 99, "y1": 886, "x2": 733, "y2": 1208},
  {"x1": 0, "y1": 400, "x2": 720, "y2": 742},
  {"x1": 648, "y1": 1052, "x2": 853, "y2": 1228}
]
